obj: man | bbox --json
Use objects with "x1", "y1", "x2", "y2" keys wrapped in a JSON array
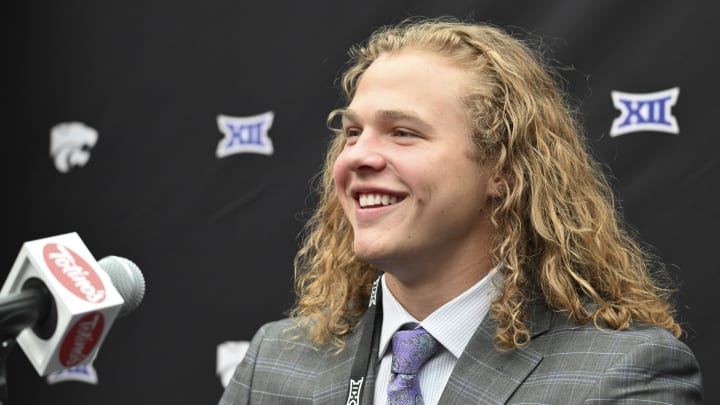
[{"x1": 220, "y1": 18, "x2": 703, "y2": 404}]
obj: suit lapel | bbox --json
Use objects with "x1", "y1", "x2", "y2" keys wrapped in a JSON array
[
  {"x1": 361, "y1": 344, "x2": 378, "y2": 405},
  {"x1": 313, "y1": 321, "x2": 379, "y2": 405},
  {"x1": 438, "y1": 302, "x2": 554, "y2": 404}
]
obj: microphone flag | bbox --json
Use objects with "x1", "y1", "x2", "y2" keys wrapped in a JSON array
[{"x1": 0, "y1": 232, "x2": 124, "y2": 376}]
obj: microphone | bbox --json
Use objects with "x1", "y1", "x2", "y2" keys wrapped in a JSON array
[{"x1": 0, "y1": 233, "x2": 146, "y2": 376}]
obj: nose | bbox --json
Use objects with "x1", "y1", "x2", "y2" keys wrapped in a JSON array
[{"x1": 339, "y1": 132, "x2": 387, "y2": 172}]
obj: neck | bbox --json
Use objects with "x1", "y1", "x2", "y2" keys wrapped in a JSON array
[{"x1": 384, "y1": 259, "x2": 493, "y2": 320}]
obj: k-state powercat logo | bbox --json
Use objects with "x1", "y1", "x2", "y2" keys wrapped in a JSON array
[
  {"x1": 610, "y1": 87, "x2": 679, "y2": 137},
  {"x1": 50, "y1": 122, "x2": 99, "y2": 173}
]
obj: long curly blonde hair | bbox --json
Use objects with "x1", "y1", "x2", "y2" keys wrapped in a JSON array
[{"x1": 290, "y1": 17, "x2": 680, "y2": 351}]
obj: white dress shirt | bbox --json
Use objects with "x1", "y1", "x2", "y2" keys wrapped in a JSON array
[{"x1": 373, "y1": 268, "x2": 501, "y2": 405}]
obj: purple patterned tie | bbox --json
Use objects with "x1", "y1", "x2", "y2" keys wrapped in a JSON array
[{"x1": 387, "y1": 327, "x2": 440, "y2": 405}]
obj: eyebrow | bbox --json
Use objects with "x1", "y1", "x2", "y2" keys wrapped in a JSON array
[{"x1": 341, "y1": 109, "x2": 432, "y2": 132}]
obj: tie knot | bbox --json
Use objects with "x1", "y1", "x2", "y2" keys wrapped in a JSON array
[{"x1": 390, "y1": 327, "x2": 440, "y2": 375}]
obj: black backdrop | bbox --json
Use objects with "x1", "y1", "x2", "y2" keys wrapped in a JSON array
[{"x1": 4, "y1": 1, "x2": 719, "y2": 404}]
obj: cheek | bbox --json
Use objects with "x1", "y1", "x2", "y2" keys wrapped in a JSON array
[
  {"x1": 332, "y1": 157, "x2": 350, "y2": 198},
  {"x1": 332, "y1": 165, "x2": 356, "y2": 222}
]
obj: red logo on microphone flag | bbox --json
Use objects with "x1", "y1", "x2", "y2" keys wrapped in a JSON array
[
  {"x1": 43, "y1": 243, "x2": 106, "y2": 303},
  {"x1": 59, "y1": 312, "x2": 105, "y2": 367}
]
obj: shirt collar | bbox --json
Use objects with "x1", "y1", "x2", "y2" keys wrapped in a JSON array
[{"x1": 377, "y1": 267, "x2": 502, "y2": 360}]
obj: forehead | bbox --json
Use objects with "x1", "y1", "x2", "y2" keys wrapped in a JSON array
[{"x1": 347, "y1": 50, "x2": 470, "y2": 123}]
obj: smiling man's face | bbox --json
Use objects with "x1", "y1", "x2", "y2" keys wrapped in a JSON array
[{"x1": 332, "y1": 50, "x2": 501, "y2": 280}]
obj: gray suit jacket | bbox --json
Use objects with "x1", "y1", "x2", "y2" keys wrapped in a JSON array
[{"x1": 219, "y1": 304, "x2": 703, "y2": 404}]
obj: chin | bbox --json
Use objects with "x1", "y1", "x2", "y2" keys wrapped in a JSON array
[
  {"x1": 353, "y1": 248, "x2": 379, "y2": 263},
  {"x1": 353, "y1": 244, "x2": 387, "y2": 265}
]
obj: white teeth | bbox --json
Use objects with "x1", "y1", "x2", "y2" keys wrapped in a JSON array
[{"x1": 358, "y1": 193, "x2": 402, "y2": 208}]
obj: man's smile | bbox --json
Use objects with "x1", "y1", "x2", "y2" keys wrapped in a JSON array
[{"x1": 357, "y1": 192, "x2": 405, "y2": 208}]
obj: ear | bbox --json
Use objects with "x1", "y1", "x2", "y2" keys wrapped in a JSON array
[{"x1": 486, "y1": 169, "x2": 512, "y2": 199}]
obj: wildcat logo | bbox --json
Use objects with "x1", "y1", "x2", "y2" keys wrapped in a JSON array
[
  {"x1": 610, "y1": 87, "x2": 679, "y2": 137},
  {"x1": 50, "y1": 122, "x2": 98, "y2": 173},
  {"x1": 216, "y1": 340, "x2": 251, "y2": 388},
  {"x1": 216, "y1": 111, "x2": 274, "y2": 157}
]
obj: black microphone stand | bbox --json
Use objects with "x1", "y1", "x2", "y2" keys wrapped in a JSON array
[
  {"x1": 0, "y1": 339, "x2": 16, "y2": 405},
  {"x1": 0, "y1": 282, "x2": 55, "y2": 405}
]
